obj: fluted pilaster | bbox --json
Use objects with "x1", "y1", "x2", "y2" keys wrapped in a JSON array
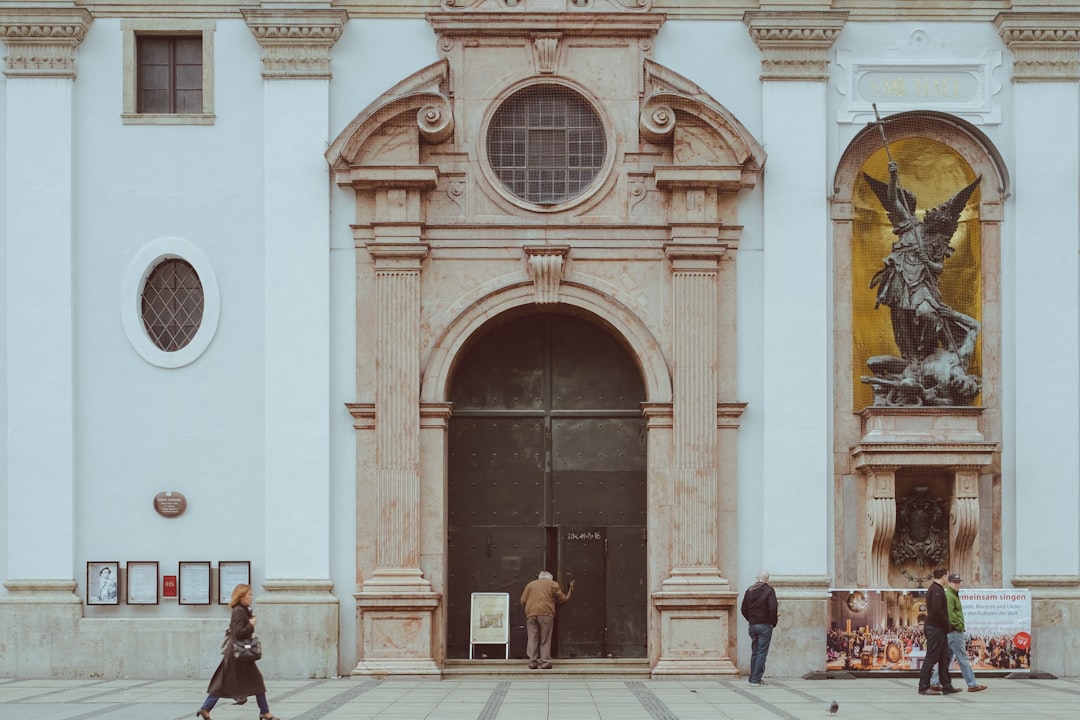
[
  {"x1": 369, "y1": 244, "x2": 428, "y2": 577},
  {"x1": 666, "y1": 245, "x2": 723, "y2": 574}
]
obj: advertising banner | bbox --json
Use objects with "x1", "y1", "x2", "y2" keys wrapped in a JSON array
[{"x1": 827, "y1": 588, "x2": 1031, "y2": 673}]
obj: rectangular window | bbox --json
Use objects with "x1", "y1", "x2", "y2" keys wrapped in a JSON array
[
  {"x1": 137, "y1": 36, "x2": 203, "y2": 114},
  {"x1": 122, "y1": 20, "x2": 215, "y2": 125}
]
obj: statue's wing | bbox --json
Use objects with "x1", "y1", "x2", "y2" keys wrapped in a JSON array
[
  {"x1": 862, "y1": 172, "x2": 917, "y2": 228},
  {"x1": 930, "y1": 176, "x2": 982, "y2": 225}
]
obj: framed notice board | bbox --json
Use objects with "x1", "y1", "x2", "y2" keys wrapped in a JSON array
[{"x1": 469, "y1": 592, "x2": 510, "y2": 659}]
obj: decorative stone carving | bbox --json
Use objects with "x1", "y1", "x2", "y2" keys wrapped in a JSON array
[
  {"x1": 242, "y1": 9, "x2": 348, "y2": 80},
  {"x1": 532, "y1": 33, "x2": 561, "y2": 74},
  {"x1": 442, "y1": 0, "x2": 651, "y2": 11},
  {"x1": 744, "y1": 11, "x2": 849, "y2": 81},
  {"x1": 995, "y1": 12, "x2": 1080, "y2": 82},
  {"x1": 525, "y1": 246, "x2": 568, "y2": 304},
  {"x1": 891, "y1": 486, "x2": 949, "y2": 583},
  {"x1": 0, "y1": 7, "x2": 93, "y2": 78}
]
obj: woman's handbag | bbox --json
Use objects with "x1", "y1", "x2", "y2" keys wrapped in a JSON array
[{"x1": 232, "y1": 634, "x2": 262, "y2": 662}]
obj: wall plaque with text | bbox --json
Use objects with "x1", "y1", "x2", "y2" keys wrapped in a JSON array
[{"x1": 153, "y1": 491, "x2": 188, "y2": 518}]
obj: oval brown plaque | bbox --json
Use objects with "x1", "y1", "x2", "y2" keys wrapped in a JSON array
[{"x1": 153, "y1": 491, "x2": 188, "y2": 518}]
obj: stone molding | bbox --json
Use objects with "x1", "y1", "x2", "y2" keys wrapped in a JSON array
[
  {"x1": 242, "y1": 8, "x2": 348, "y2": 79},
  {"x1": 995, "y1": 12, "x2": 1080, "y2": 81},
  {"x1": 743, "y1": 10, "x2": 848, "y2": 81},
  {"x1": 0, "y1": 7, "x2": 93, "y2": 78}
]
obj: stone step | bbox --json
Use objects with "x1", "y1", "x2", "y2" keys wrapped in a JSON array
[{"x1": 443, "y1": 658, "x2": 652, "y2": 679}]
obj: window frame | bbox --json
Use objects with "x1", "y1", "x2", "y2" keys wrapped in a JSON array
[
  {"x1": 481, "y1": 81, "x2": 613, "y2": 213},
  {"x1": 122, "y1": 19, "x2": 215, "y2": 125},
  {"x1": 122, "y1": 237, "x2": 221, "y2": 369}
]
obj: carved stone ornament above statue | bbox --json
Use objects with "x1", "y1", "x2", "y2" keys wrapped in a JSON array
[
  {"x1": 153, "y1": 491, "x2": 187, "y2": 518},
  {"x1": 860, "y1": 106, "x2": 982, "y2": 407}
]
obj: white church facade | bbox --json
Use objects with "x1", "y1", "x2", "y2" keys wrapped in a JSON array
[{"x1": 2, "y1": 0, "x2": 1078, "y2": 679}]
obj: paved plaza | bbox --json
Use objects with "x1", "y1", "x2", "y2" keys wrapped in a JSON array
[{"x1": 0, "y1": 675, "x2": 1077, "y2": 720}]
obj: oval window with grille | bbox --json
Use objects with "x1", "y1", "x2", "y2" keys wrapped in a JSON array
[
  {"x1": 486, "y1": 84, "x2": 607, "y2": 206},
  {"x1": 141, "y1": 258, "x2": 205, "y2": 351}
]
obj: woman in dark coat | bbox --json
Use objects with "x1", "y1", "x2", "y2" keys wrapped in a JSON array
[{"x1": 196, "y1": 584, "x2": 279, "y2": 720}]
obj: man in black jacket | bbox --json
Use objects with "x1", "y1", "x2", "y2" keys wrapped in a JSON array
[
  {"x1": 741, "y1": 570, "x2": 778, "y2": 685},
  {"x1": 917, "y1": 567, "x2": 961, "y2": 695}
]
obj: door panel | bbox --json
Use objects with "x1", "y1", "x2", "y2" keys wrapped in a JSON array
[
  {"x1": 558, "y1": 527, "x2": 607, "y2": 658},
  {"x1": 447, "y1": 312, "x2": 647, "y2": 660}
]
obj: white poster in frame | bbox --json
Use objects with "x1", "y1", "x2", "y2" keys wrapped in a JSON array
[
  {"x1": 179, "y1": 561, "x2": 212, "y2": 605},
  {"x1": 87, "y1": 561, "x2": 120, "y2": 605},
  {"x1": 126, "y1": 561, "x2": 160, "y2": 605},
  {"x1": 218, "y1": 561, "x2": 251, "y2": 604}
]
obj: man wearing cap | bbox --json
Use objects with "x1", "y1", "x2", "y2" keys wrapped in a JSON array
[
  {"x1": 931, "y1": 573, "x2": 987, "y2": 693},
  {"x1": 918, "y1": 567, "x2": 961, "y2": 695}
]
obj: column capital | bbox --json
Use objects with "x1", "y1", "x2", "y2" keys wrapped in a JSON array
[
  {"x1": 994, "y1": 12, "x2": 1080, "y2": 81},
  {"x1": 242, "y1": 7, "x2": 348, "y2": 79},
  {"x1": 743, "y1": 10, "x2": 848, "y2": 81},
  {"x1": 0, "y1": 6, "x2": 93, "y2": 78}
]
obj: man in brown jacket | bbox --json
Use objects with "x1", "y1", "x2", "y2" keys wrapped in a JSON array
[{"x1": 520, "y1": 570, "x2": 574, "y2": 669}]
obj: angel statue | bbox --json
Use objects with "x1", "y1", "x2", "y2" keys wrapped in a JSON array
[{"x1": 861, "y1": 160, "x2": 982, "y2": 407}]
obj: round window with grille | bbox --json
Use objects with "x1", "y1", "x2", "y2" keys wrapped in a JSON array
[
  {"x1": 486, "y1": 84, "x2": 607, "y2": 207},
  {"x1": 141, "y1": 258, "x2": 205, "y2": 352}
]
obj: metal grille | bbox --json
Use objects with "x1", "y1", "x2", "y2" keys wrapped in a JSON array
[
  {"x1": 487, "y1": 85, "x2": 605, "y2": 205},
  {"x1": 141, "y1": 258, "x2": 204, "y2": 352}
]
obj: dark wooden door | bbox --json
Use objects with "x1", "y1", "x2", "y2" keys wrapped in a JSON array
[{"x1": 447, "y1": 312, "x2": 646, "y2": 659}]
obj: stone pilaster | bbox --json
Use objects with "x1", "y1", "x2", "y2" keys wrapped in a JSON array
[
  {"x1": 243, "y1": 4, "x2": 346, "y2": 678},
  {"x1": 651, "y1": 244, "x2": 738, "y2": 676},
  {"x1": 994, "y1": 12, "x2": 1080, "y2": 678},
  {"x1": 743, "y1": 14, "x2": 843, "y2": 679},
  {"x1": 353, "y1": 241, "x2": 440, "y2": 675},
  {"x1": 1, "y1": 7, "x2": 91, "y2": 661}
]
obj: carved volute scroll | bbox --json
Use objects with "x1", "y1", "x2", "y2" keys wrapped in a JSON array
[{"x1": 524, "y1": 246, "x2": 568, "y2": 304}]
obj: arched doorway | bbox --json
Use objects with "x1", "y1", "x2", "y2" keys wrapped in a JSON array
[{"x1": 446, "y1": 310, "x2": 647, "y2": 660}]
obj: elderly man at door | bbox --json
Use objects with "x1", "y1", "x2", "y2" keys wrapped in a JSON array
[{"x1": 520, "y1": 570, "x2": 574, "y2": 669}]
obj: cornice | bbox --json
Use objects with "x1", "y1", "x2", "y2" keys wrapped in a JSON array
[
  {"x1": 0, "y1": 7, "x2": 94, "y2": 78},
  {"x1": 994, "y1": 11, "x2": 1080, "y2": 81},
  {"x1": 241, "y1": 8, "x2": 349, "y2": 79},
  {"x1": 743, "y1": 10, "x2": 848, "y2": 81}
]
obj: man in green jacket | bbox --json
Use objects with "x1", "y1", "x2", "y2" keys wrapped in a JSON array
[{"x1": 931, "y1": 573, "x2": 987, "y2": 692}]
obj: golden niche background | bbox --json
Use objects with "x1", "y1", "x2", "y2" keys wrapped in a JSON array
[{"x1": 852, "y1": 138, "x2": 983, "y2": 410}]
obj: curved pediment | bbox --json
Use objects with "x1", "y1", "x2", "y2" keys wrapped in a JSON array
[
  {"x1": 640, "y1": 59, "x2": 766, "y2": 180},
  {"x1": 326, "y1": 58, "x2": 453, "y2": 176}
]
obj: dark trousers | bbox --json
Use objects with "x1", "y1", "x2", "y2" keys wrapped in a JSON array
[
  {"x1": 918, "y1": 625, "x2": 954, "y2": 691},
  {"x1": 526, "y1": 615, "x2": 554, "y2": 666},
  {"x1": 748, "y1": 623, "x2": 773, "y2": 684}
]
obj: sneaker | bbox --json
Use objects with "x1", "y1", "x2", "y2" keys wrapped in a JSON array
[
  {"x1": 749, "y1": 681, "x2": 768, "y2": 686},
  {"x1": 942, "y1": 687, "x2": 962, "y2": 695},
  {"x1": 528, "y1": 663, "x2": 538, "y2": 669},
  {"x1": 918, "y1": 689, "x2": 941, "y2": 695},
  {"x1": 968, "y1": 685, "x2": 987, "y2": 692},
  {"x1": 930, "y1": 685, "x2": 943, "y2": 692}
]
